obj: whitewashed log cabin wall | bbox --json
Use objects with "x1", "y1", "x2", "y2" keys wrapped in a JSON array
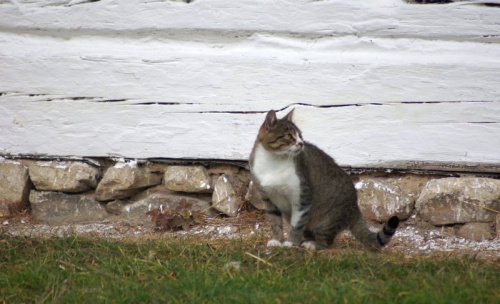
[{"x1": 1, "y1": 0, "x2": 499, "y2": 171}]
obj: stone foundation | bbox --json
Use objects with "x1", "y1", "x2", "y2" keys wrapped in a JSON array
[{"x1": 1, "y1": 158, "x2": 499, "y2": 241}]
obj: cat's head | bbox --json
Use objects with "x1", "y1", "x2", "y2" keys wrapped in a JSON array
[{"x1": 257, "y1": 109, "x2": 304, "y2": 156}]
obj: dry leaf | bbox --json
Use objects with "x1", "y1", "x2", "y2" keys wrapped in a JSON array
[{"x1": 146, "y1": 207, "x2": 205, "y2": 232}]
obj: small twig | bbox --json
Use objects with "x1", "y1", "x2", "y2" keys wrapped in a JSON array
[
  {"x1": 461, "y1": 201, "x2": 500, "y2": 215},
  {"x1": 245, "y1": 252, "x2": 275, "y2": 267},
  {"x1": 200, "y1": 195, "x2": 230, "y2": 214}
]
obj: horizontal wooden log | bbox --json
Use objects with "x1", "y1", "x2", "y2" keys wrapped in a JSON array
[
  {"x1": 1, "y1": 32, "x2": 499, "y2": 105},
  {"x1": 0, "y1": 0, "x2": 499, "y2": 41},
  {"x1": 1, "y1": 96, "x2": 499, "y2": 167}
]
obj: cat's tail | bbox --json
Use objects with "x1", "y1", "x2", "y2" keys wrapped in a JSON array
[{"x1": 350, "y1": 216, "x2": 399, "y2": 250}]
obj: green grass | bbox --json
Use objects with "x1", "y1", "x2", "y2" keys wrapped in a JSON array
[{"x1": 1, "y1": 234, "x2": 499, "y2": 304}]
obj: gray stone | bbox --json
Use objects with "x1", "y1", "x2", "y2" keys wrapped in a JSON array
[
  {"x1": 355, "y1": 176, "x2": 427, "y2": 222},
  {"x1": 164, "y1": 166, "x2": 212, "y2": 193},
  {"x1": 108, "y1": 187, "x2": 211, "y2": 226},
  {"x1": 208, "y1": 164, "x2": 240, "y2": 175},
  {"x1": 29, "y1": 161, "x2": 101, "y2": 193},
  {"x1": 105, "y1": 199, "x2": 128, "y2": 215},
  {"x1": 0, "y1": 160, "x2": 31, "y2": 215},
  {"x1": 95, "y1": 162, "x2": 162, "y2": 201},
  {"x1": 416, "y1": 177, "x2": 500, "y2": 226},
  {"x1": 212, "y1": 174, "x2": 244, "y2": 217},
  {"x1": 30, "y1": 190, "x2": 108, "y2": 224},
  {"x1": 245, "y1": 181, "x2": 266, "y2": 210},
  {"x1": 496, "y1": 215, "x2": 500, "y2": 238},
  {"x1": 457, "y1": 223, "x2": 495, "y2": 241}
]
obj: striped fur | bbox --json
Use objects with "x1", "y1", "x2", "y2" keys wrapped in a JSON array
[{"x1": 249, "y1": 109, "x2": 399, "y2": 250}]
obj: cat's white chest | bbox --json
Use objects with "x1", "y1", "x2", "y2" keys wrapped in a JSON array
[{"x1": 252, "y1": 145, "x2": 301, "y2": 213}]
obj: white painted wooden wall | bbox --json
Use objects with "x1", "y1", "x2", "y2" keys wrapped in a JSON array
[{"x1": 1, "y1": 0, "x2": 499, "y2": 169}]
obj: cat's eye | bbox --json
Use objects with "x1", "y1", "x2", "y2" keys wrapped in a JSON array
[{"x1": 271, "y1": 134, "x2": 293, "y2": 143}]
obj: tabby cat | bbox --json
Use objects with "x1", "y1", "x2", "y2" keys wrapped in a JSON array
[{"x1": 249, "y1": 109, "x2": 399, "y2": 250}]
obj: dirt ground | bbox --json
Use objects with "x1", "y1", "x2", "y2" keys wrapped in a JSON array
[{"x1": 2, "y1": 211, "x2": 499, "y2": 260}]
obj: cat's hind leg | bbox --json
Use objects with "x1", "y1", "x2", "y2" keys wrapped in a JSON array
[{"x1": 309, "y1": 225, "x2": 341, "y2": 250}]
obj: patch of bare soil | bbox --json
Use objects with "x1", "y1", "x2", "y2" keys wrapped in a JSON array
[{"x1": 2, "y1": 212, "x2": 499, "y2": 260}]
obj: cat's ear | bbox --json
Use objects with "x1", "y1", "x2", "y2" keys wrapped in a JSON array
[
  {"x1": 284, "y1": 108, "x2": 295, "y2": 122},
  {"x1": 264, "y1": 110, "x2": 278, "y2": 129}
]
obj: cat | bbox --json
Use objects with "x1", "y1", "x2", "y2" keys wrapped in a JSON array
[{"x1": 249, "y1": 109, "x2": 399, "y2": 250}]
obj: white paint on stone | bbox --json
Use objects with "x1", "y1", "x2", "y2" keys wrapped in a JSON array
[{"x1": 114, "y1": 160, "x2": 139, "y2": 169}]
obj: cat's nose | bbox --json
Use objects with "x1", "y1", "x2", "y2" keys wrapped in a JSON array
[{"x1": 297, "y1": 141, "x2": 304, "y2": 148}]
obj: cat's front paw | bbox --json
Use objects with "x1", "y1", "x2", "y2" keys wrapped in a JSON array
[
  {"x1": 301, "y1": 241, "x2": 316, "y2": 251},
  {"x1": 283, "y1": 241, "x2": 297, "y2": 248},
  {"x1": 266, "y1": 239, "x2": 283, "y2": 247}
]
